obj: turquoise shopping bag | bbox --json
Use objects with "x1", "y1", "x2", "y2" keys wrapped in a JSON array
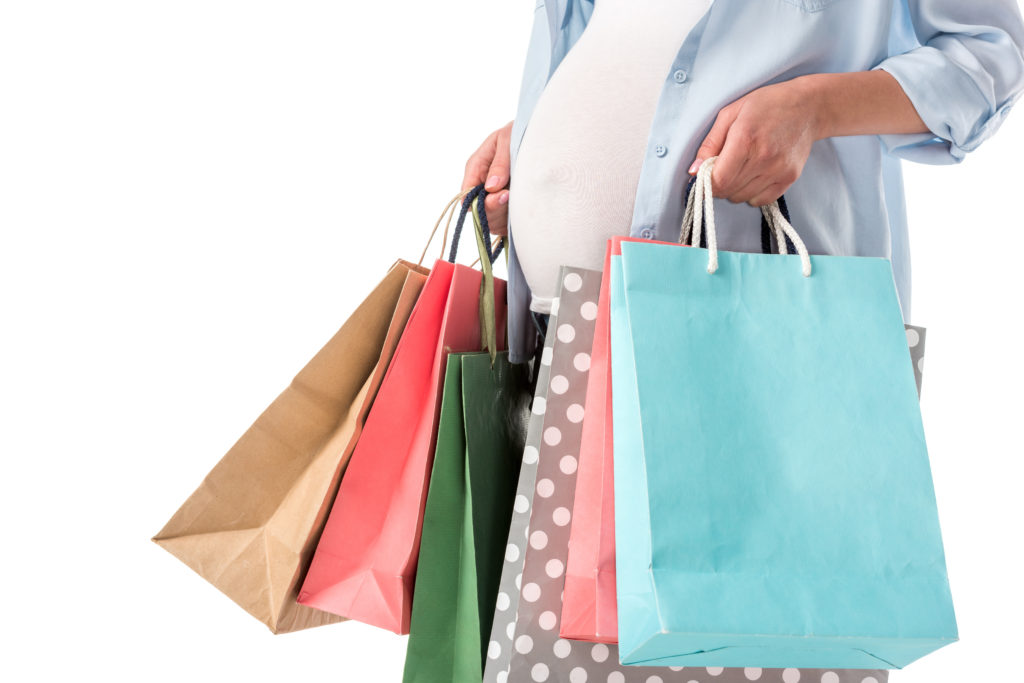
[{"x1": 612, "y1": 159, "x2": 957, "y2": 670}]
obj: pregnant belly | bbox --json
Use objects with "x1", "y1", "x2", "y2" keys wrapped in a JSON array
[{"x1": 509, "y1": 1, "x2": 707, "y2": 312}]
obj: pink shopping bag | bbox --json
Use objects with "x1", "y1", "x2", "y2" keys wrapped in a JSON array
[{"x1": 561, "y1": 236, "x2": 670, "y2": 643}]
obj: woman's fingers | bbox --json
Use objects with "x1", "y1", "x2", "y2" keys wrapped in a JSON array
[
  {"x1": 727, "y1": 174, "x2": 768, "y2": 206},
  {"x1": 748, "y1": 182, "x2": 789, "y2": 208},
  {"x1": 485, "y1": 123, "x2": 513, "y2": 192},
  {"x1": 690, "y1": 104, "x2": 738, "y2": 174},
  {"x1": 484, "y1": 191, "x2": 509, "y2": 236},
  {"x1": 693, "y1": 81, "x2": 816, "y2": 205},
  {"x1": 462, "y1": 134, "x2": 496, "y2": 193},
  {"x1": 462, "y1": 121, "x2": 514, "y2": 192},
  {"x1": 460, "y1": 121, "x2": 514, "y2": 235}
]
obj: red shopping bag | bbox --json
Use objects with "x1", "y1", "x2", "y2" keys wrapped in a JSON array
[
  {"x1": 298, "y1": 193, "x2": 507, "y2": 635},
  {"x1": 561, "y1": 237, "x2": 663, "y2": 643}
]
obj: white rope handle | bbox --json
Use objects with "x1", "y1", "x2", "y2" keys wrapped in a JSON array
[{"x1": 679, "y1": 156, "x2": 811, "y2": 277}]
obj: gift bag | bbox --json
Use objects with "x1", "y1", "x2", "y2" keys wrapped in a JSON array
[
  {"x1": 402, "y1": 350, "x2": 531, "y2": 683},
  {"x1": 560, "y1": 242, "x2": 617, "y2": 644},
  {"x1": 613, "y1": 158, "x2": 957, "y2": 669},
  {"x1": 298, "y1": 189, "x2": 508, "y2": 634},
  {"x1": 153, "y1": 258, "x2": 428, "y2": 633},
  {"x1": 487, "y1": 265, "x2": 878, "y2": 683},
  {"x1": 562, "y1": 239, "x2": 929, "y2": 645}
]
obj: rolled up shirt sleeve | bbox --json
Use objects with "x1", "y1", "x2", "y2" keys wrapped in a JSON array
[{"x1": 873, "y1": 0, "x2": 1024, "y2": 164}]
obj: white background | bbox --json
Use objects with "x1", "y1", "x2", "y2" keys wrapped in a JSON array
[{"x1": 1, "y1": 2, "x2": 1022, "y2": 681}]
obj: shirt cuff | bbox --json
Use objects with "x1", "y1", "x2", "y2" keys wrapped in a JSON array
[{"x1": 873, "y1": 46, "x2": 1019, "y2": 164}]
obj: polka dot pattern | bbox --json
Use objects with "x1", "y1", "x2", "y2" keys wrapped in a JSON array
[
  {"x1": 905, "y1": 324, "x2": 926, "y2": 397},
  {"x1": 533, "y1": 397, "x2": 547, "y2": 415},
  {"x1": 482, "y1": 267, "x2": 888, "y2": 683},
  {"x1": 538, "y1": 610, "x2": 557, "y2": 631},
  {"x1": 563, "y1": 272, "x2": 583, "y2": 292}
]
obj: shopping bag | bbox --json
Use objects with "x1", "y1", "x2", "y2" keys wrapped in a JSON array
[
  {"x1": 613, "y1": 158, "x2": 957, "y2": 669},
  {"x1": 481, "y1": 279, "x2": 560, "y2": 683},
  {"x1": 402, "y1": 351, "x2": 531, "y2": 683},
  {"x1": 562, "y1": 239, "x2": 929, "y2": 645},
  {"x1": 560, "y1": 242, "x2": 617, "y2": 644},
  {"x1": 485, "y1": 265, "x2": 879, "y2": 683},
  {"x1": 298, "y1": 188, "x2": 508, "y2": 634},
  {"x1": 153, "y1": 259, "x2": 429, "y2": 633}
]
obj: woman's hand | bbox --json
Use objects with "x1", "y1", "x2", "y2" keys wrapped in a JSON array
[
  {"x1": 690, "y1": 79, "x2": 821, "y2": 207},
  {"x1": 690, "y1": 71, "x2": 929, "y2": 207},
  {"x1": 461, "y1": 121, "x2": 514, "y2": 236}
]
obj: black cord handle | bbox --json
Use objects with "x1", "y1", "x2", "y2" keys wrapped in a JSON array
[{"x1": 447, "y1": 184, "x2": 505, "y2": 264}]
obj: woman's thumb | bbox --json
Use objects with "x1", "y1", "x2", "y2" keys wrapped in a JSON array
[{"x1": 688, "y1": 107, "x2": 735, "y2": 174}]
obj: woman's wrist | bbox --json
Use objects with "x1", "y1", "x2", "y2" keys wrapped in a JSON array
[
  {"x1": 794, "y1": 71, "x2": 930, "y2": 141},
  {"x1": 787, "y1": 75, "x2": 832, "y2": 141}
]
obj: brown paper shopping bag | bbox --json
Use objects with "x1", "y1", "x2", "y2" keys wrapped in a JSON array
[{"x1": 153, "y1": 259, "x2": 429, "y2": 634}]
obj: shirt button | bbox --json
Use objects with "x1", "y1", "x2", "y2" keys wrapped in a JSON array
[
  {"x1": 673, "y1": 69, "x2": 688, "y2": 83},
  {"x1": 640, "y1": 227, "x2": 655, "y2": 240},
  {"x1": 655, "y1": 145, "x2": 667, "y2": 157}
]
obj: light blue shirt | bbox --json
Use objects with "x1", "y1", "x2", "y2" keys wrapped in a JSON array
[{"x1": 505, "y1": 0, "x2": 1024, "y2": 364}]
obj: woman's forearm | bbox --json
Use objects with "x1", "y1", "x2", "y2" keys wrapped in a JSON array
[
  {"x1": 799, "y1": 70, "x2": 931, "y2": 140},
  {"x1": 694, "y1": 69, "x2": 934, "y2": 205}
]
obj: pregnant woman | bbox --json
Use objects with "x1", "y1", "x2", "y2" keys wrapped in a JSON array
[{"x1": 462, "y1": 0, "x2": 1024, "y2": 365}]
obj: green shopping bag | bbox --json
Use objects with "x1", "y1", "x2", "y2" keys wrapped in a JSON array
[{"x1": 402, "y1": 350, "x2": 530, "y2": 683}]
